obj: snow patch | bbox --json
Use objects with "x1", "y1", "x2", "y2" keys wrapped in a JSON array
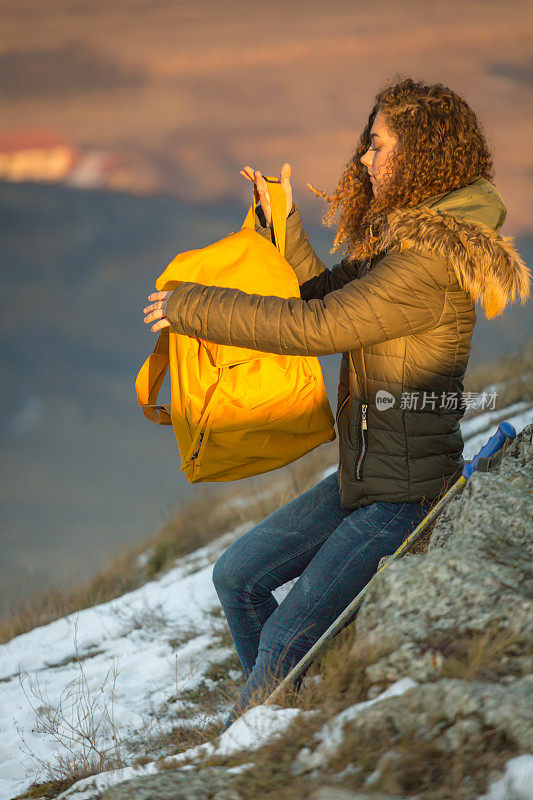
[
  {"x1": 478, "y1": 754, "x2": 533, "y2": 800},
  {"x1": 55, "y1": 704, "x2": 308, "y2": 798},
  {"x1": 0, "y1": 525, "x2": 249, "y2": 800},
  {"x1": 291, "y1": 677, "x2": 418, "y2": 773}
]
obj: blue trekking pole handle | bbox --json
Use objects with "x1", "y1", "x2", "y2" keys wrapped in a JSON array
[{"x1": 462, "y1": 420, "x2": 516, "y2": 478}]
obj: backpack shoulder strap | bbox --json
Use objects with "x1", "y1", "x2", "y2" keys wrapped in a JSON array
[{"x1": 135, "y1": 328, "x2": 172, "y2": 425}]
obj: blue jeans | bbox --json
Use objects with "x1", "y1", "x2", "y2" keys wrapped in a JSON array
[{"x1": 212, "y1": 471, "x2": 433, "y2": 731}]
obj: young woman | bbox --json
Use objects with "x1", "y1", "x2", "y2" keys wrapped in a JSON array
[{"x1": 143, "y1": 77, "x2": 529, "y2": 731}]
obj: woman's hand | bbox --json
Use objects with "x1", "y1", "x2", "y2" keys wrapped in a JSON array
[
  {"x1": 240, "y1": 162, "x2": 293, "y2": 227},
  {"x1": 143, "y1": 290, "x2": 173, "y2": 332},
  {"x1": 144, "y1": 166, "x2": 292, "y2": 332}
]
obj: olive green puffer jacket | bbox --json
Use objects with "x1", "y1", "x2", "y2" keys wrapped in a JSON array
[{"x1": 165, "y1": 177, "x2": 530, "y2": 508}]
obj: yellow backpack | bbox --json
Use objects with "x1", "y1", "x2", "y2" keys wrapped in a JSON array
[{"x1": 135, "y1": 178, "x2": 335, "y2": 483}]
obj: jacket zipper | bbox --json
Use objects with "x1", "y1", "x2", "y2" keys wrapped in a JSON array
[
  {"x1": 335, "y1": 394, "x2": 350, "y2": 426},
  {"x1": 355, "y1": 401, "x2": 368, "y2": 480}
]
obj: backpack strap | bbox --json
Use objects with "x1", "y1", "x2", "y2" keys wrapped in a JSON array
[
  {"x1": 134, "y1": 327, "x2": 172, "y2": 425},
  {"x1": 241, "y1": 177, "x2": 287, "y2": 258}
]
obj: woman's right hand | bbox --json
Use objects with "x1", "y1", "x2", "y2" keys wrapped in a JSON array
[{"x1": 240, "y1": 162, "x2": 293, "y2": 227}]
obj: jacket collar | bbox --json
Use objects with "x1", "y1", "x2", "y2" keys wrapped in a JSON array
[{"x1": 373, "y1": 177, "x2": 530, "y2": 319}]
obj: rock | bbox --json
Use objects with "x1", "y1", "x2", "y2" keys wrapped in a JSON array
[
  {"x1": 330, "y1": 763, "x2": 364, "y2": 782},
  {"x1": 354, "y1": 425, "x2": 533, "y2": 686},
  {"x1": 213, "y1": 790, "x2": 244, "y2": 800},
  {"x1": 332, "y1": 676, "x2": 532, "y2": 756},
  {"x1": 364, "y1": 751, "x2": 403, "y2": 788},
  {"x1": 308, "y1": 787, "x2": 405, "y2": 800},
  {"x1": 100, "y1": 765, "x2": 242, "y2": 800}
]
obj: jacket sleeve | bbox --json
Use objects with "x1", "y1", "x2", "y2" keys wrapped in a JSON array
[
  {"x1": 254, "y1": 202, "x2": 360, "y2": 300},
  {"x1": 165, "y1": 248, "x2": 448, "y2": 357}
]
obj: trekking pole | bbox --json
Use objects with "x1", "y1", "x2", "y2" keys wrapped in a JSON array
[{"x1": 264, "y1": 421, "x2": 516, "y2": 706}]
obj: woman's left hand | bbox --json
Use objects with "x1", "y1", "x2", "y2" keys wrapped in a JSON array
[{"x1": 143, "y1": 290, "x2": 173, "y2": 332}]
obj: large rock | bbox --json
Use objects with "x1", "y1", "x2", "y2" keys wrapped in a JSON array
[
  {"x1": 334, "y1": 676, "x2": 532, "y2": 755},
  {"x1": 100, "y1": 765, "x2": 243, "y2": 800},
  {"x1": 355, "y1": 424, "x2": 533, "y2": 688}
]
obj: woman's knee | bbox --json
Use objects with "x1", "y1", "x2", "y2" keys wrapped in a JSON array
[{"x1": 212, "y1": 546, "x2": 248, "y2": 594}]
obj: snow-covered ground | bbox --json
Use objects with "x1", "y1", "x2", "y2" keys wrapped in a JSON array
[
  {"x1": 0, "y1": 525, "x2": 252, "y2": 799},
  {"x1": 1, "y1": 402, "x2": 532, "y2": 800}
]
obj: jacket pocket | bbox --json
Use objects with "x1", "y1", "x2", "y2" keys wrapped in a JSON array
[
  {"x1": 335, "y1": 393, "x2": 350, "y2": 427},
  {"x1": 354, "y1": 400, "x2": 368, "y2": 481}
]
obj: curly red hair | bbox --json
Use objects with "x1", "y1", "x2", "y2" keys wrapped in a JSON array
[{"x1": 307, "y1": 75, "x2": 495, "y2": 262}]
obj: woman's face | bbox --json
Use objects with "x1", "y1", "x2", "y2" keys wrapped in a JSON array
[{"x1": 360, "y1": 109, "x2": 399, "y2": 196}]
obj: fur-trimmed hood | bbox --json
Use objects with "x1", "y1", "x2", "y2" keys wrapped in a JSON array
[{"x1": 374, "y1": 177, "x2": 530, "y2": 319}]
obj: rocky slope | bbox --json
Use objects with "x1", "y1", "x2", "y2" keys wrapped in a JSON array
[{"x1": 44, "y1": 422, "x2": 532, "y2": 800}]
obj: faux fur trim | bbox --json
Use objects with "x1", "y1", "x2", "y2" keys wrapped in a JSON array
[{"x1": 375, "y1": 205, "x2": 531, "y2": 319}]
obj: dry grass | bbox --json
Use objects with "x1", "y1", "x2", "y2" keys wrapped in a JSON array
[
  {"x1": 405, "y1": 517, "x2": 438, "y2": 556},
  {"x1": 327, "y1": 723, "x2": 517, "y2": 800},
  {"x1": 14, "y1": 620, "x2": 523, "y2": 799},
  {"x1": 11, "y1": 777, "x2": 80, "y2": 800},
  {"x1": 12, "y1": 618, "x2": 130, "y2": 799},
  {"x1": 142, "y1": 620, "x2": 393, "y2": 782},
  {"x1": 177, "y1": 622, "x2": 523, "y2": 800},
  {"x1": 0, "y1": 546, "x2": 147, "y2": 645},
  {"x1": 9, "y1": 507, "x2": 526, "y2": 798},
  {"x1": 463, "y1": 335, "x2": 533, "y2": 408},
  {"x1": 163, "y1": 649, "x2": 246, "y2": 758},
  {"x1": 420, "y1": 625, "x2": 529, "y2": 681},
  {"x1": 155, "y1": 576, "x2": 530, "y2": 798},
  {"x1": 286, "y1": 626, "x2": 402, "y2": 717},
  {"x1": 172, "y1": 612, "x2": 395, "y2": 749},
  {"x1": 228, "y1": 722, "x2": 516, "y2": 800}
]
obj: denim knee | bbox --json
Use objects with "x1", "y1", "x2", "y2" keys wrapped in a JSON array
[
  {"x1": 212, "y1": 547, "x2": 249, "y2": 594},
  {"x1": 212, "y1": 551, "x2": 232, "y2": 594}
]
